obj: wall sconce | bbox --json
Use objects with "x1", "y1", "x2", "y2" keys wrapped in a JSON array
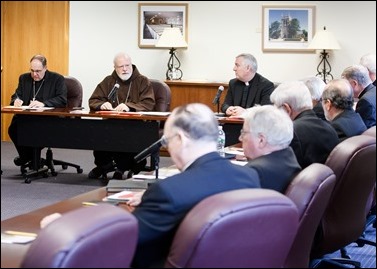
[
  {"x1": 155, "y1": 27, "x2": 188, "y2": 80},
  {"x1": 308, "y1": 26, "x2": 341, "y2": 83}
]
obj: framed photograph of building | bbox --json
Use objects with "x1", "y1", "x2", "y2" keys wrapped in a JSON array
[
  {"x1": 262, "y1": 5, "x2": 316, "y2": 52},
  {"x1": 138, "y1": 3, "x2": 188, "y2": 48}
]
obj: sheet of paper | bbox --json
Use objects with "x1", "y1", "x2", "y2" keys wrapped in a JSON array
[
  {"x1": 138, "y1": 111, "x2": 171, "y2": 116},
  {"x1": 1, "y1": 231, "x2": 37, "y2": 244},
  {"x1": 3, "y1": 105, "x2": 54, "y2": 110}
]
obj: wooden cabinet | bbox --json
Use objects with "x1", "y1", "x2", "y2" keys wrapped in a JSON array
[{"x1": 165, "y1": 80, "x2": 228, "y2": 112}]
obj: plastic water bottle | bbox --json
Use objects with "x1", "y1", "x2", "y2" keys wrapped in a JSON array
[{"x1": 217, "y1": 125, "x2": 226, "y2": 157}]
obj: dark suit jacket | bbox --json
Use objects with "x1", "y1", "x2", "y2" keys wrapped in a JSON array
[
  {"x1": 10, "y1": 70, "x2": 67, "y2": 107},
  {"x1": 313, "y1": 102, "x2": 326, "y2": 120},
  {"x1": 246, "y1": 147, "x2": 301, "y2": 193},
  {"x1": 330, "y1": 108, "x2": 367, "y2": 141},
  {"x1": 221, "y1": 73, "x2": 274, "y2": 113},
  {"x1": 290, "y1": 110, "x2": 339, "y2": 169},
  {"x1": 356, "y1": 83, "x2": 376, "y2": 128},
  {"x1": 131, "y1": 152, "x2": 260, "y2": 267}
]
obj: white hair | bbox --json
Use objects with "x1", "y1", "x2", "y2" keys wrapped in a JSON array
[
  {"x1": 301, "y1": 77, "x2": 326, "y2": 101},
  {"x1": 270, "y1": 81, "x2": 313, "y2": 112},
  {"x1": 244, "y1": 105, "x2": 293, "y2": 148}
]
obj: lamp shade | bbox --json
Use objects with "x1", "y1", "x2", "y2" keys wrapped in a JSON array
[
  {"x1": 308, "y1": 27, "x2": 341, "y2": 50},
  {"x1": 155, "y1": 27, "x2": 187, "y2": 48}
]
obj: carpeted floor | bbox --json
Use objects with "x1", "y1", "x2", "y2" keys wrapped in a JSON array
[{"x1": 1, "y1": 141, "x2": 173, "y2": 220}]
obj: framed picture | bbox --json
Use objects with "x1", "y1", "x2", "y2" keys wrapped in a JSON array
[
  {"x1": 138, "y1": 3, "x2": 188, "y2": 48},
  {"x1": 262, "y1": 5, "x2": 316, "y2": 52}
]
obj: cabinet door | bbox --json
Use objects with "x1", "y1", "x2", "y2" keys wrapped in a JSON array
[{"x1": 1, "y1": 1, "x2": 69, "y2": 141}]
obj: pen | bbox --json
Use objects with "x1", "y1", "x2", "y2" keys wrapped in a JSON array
[
  {"x1": 5, "y1": 230, "x2": 37, "y2": 237},
  {"x1": 82, "y1": 201, "x2": 98, "y2": 206}
]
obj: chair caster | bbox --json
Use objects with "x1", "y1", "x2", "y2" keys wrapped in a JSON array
[
  {"x1": 24, "y1": 178, "x2": 31, "y2": 184},
  {"x1": 62, "y1": 165, "x2": 68, "y2": 170},
  {"x1": 77, "y1": 168, "x2": 83, "y2": 174},
  {"x1": 51, "y1": 171, "x2": 58, "y2": 176}
]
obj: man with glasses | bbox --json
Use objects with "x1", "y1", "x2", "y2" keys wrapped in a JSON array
[
  {"x1": 240, "y1": 105, "x2": 301, "y2": 193},
  {"x1": 129, "y1": 103, "x2": 261, "y2": 267},
  {"x1": 88, "y1": 52, "x2": 155, "y2": 180},
  {"x1": 8, "y1": 54, "x2": 67, "y2": 167}
]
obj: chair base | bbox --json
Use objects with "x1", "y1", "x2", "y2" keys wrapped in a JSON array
[
  {"x1": 20, "y1": 148, "x2": 83, "y2": 183},
  {"x1": 45, "y1": 148, "x2": 83, "y2": 176},
  {"x1": 310, "y1": 258, "x2": 361, "y2": 268}
]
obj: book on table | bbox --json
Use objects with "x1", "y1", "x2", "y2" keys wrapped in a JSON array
[
  {"x1": 106, "y1": 179, "x2": 149, "y2": 192},
  {"x1": 103, "y1": 190, "x2": 139, "y2": 203}
]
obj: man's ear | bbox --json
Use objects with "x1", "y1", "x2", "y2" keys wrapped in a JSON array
[{"x1": 281, "y1": 103, "x2": 292, "y2": 115}]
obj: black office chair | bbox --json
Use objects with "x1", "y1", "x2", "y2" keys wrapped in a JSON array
[
  {"x1": 142, "y1": 79, "x2": 171, "y2": 173},
  {"x1": 43, "y1": 76, "x2": 84, "y2": 176}
]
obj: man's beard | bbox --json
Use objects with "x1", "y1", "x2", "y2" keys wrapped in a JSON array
[{"x1": 119, "y1": 72, "x2": 132, "y2": 81}]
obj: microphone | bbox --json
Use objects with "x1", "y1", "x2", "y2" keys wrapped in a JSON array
[
  {"x1": 107, "y1": 83, "x2": 120, "y2": 101},
  {"x1": 212, "y1": 86, "x2": 224, "y2": 105},
  {"x1": 134, "y1": 138, "x2": 163, "y2": 163}
]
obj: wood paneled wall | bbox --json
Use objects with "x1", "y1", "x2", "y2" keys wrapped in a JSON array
[
  {"x1": 164, "y1": 80, "x2": 229, "y2": 112},
  {"x1": 1, "y1": 1, "x2": 69, "y2": 141}
]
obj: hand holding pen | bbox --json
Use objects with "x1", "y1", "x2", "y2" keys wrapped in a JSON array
[{"x1": 13, "y1": 93, "x2": 23, "y2": 107}]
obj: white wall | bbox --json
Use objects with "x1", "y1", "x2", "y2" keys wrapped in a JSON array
[{"x1": 69, "y1": 1, "x2": 376, "y2": 109}]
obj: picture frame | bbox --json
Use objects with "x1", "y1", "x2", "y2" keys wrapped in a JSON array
[
  {"x1": 262, "y1": 5, "x2": 316, "y2": 52},
  {"x1": 138, "y1": 3, "x2": 188, "y2": 48}
]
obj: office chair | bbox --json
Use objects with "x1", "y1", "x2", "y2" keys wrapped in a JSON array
[
  {"x1": 21, "y1": 204, "x2": 138, "y2": 268},
  {"x1": 43, "y1": 76, "x2": 84, "y2": 176},
  {"x1": 284, "y1": 163, "x2": 336, "y2": 268},
  {"x1": 310, "y1": 134, "x2": 376, "y2": 268},
  {"x1": 143, "y1": 79, "x2": 171, "y2": 172},
  {"x1": 165, "y1": 189, "x2": 299, "y2": 268},
  {"x1": 356, "y1": 126, "x2": 376, "y2": 248},
  {"x1": 20, "y1": 76, "x2": 84, "y2": 183},
  {"x1": 119, "y1": 79, "x2": 171, "y2": 179}
]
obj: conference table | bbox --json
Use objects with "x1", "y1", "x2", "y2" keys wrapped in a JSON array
[
  {"x1": 0, "y1": 187, "x2": 133, "y2": 268},
  {"x1": 1, "y1": 107, "x2": 243, "y2": 181},
  {"x1": 1, "y1": 107, "x2": 243, "y2": 150}
]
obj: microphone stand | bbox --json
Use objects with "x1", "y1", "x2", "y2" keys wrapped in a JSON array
[
  {"x1": 151, "y1": 151, "x2": 160, "y2": 180},
  {"x1": 214, "y1": 98, "x2": 225, "y2": 117}
]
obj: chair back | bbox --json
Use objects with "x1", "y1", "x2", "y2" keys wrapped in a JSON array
[
  {"x1": 311, "y1": 134, "x2": 376, "y2": 257},
  {"x1": 21, "y1": 204, "x2": 138, "y2": 268},
  {"x1": 362, "y1": 126, "x2": 376, "y2": 219},
  {"x1": 165, "y1": 189, "x2": 299, "y2": 268},
  {"x1": 64, "y1": 75, "x2": 83, "y2": 108},
  {"x1": 284, "y1": 163, "x2": 336, "y2": 268},
  {"x1": 150, "y1": 79, "x2": 171, "y2": 112},
  {"x1": 363, "y1": 125, "x2": 376, "y2": 137}
]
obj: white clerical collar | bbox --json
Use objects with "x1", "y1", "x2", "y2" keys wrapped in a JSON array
[{"x1": 245, "y1": 82, "x2": 249, "y2": 86}]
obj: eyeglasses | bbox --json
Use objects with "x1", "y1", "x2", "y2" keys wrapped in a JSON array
[
  {"x1": 239, "y1": 129, "x2": 251, "y2": 138},
  {"x1": 161, "y1": 134, "x2": 177, "y2": 147}
]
